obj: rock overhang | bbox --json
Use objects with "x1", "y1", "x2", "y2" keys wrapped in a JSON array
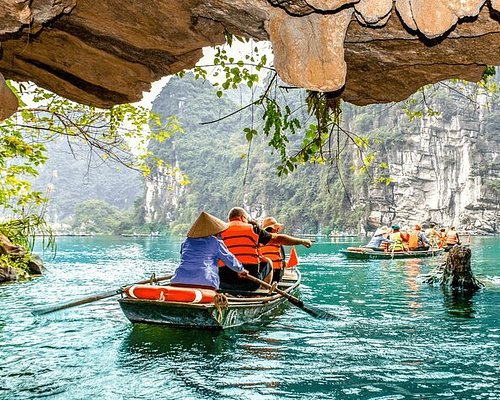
[{"x1": 0, "y1": 0, "x2": 499, "y2": 120}]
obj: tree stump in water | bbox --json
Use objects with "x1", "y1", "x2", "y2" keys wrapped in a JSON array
[{"x1": 424, "y1": 246, "x2": 483, "y2": 291}]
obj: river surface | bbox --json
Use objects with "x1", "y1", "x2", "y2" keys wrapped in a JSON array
[{"x1": 0, "y1": 236, "x2": 499, "y2": 399}]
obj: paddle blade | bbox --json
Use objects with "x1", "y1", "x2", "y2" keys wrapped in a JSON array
[
  {"x1": 297, "y1": 301, "x2": 338, "y2": 321},
  {"x1": 287, "y1": 295, "x2": 338, "y2": 320},
  {"x1": 287, "y1": 246, "x2": 299, "y2": 268}
]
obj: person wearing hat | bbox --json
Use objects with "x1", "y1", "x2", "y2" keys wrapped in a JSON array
[
  {"x1": 260, "y1": 216, "x2": 287, "y2": 283},
  {"x1": 219, "y1": 207, "x2": 312, "y2": 291},
  {"x1": 170, "y1": 211, "x2": 247, "y2": 290},
  {"x1": 388, "y1": 224, "x2": 405, "y2": 252},
  {"x1": 362, "y1": 226, "x2": 393, "y2": 251},
  {"x1": 407, "y1": 224, "x2": 430, "y2": 251}
]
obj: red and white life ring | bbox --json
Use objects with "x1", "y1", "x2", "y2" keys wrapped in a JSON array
[{"x1": 125, "y1": 285, "x2": 216, "y2": 304}]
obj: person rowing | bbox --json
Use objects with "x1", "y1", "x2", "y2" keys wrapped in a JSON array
[
  {"x1": 170, "y1": 211, "x2": 248, "y2": 290},
  {"x1": 362, "y1": 226, "x2": 393, "y2": 251}
]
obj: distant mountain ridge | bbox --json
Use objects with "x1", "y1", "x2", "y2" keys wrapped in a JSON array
[{"x1": 32, "y1": 137, "x2": 142, "y2": 223}]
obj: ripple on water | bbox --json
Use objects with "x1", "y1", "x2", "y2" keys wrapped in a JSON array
[{"x1": 0, "y1": 237, "x2": 499, "y2": 399}]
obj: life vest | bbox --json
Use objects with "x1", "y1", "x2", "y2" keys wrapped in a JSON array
[
  {"x1": 407, "y1": 232, "x2": 419, "y2": 250},
  {"x1": 439, "y1": 232, "x2": 447, "y2": 248},
  {"x1": 260, "y1": 243, "x2": 285, "y2": 270},
  {"x1": 389, "y1": 232, "x2": 405, "y2": 251},
  {"x1": 446, "y1": 231, "x2": 459, "y2": 245},
  {"x1": 380, "y1": 240, "x2": 389, "y2": 252},
  {"x1": 125, "y1": 285, "x2": 216, "y2": 304},
  {"x1": 219, "y1": 220, "x2": 262, "y2": 265}
]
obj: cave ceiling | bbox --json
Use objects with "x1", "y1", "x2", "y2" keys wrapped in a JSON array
[{"x1": 1, "y1": 0, "x2": 500, "y2": 119}]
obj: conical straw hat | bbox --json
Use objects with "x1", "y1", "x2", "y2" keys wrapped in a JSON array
[
  {"x1": 186, "y1": 211, "x2": 229, "y2": 238},
  {"x1": 374, "y1": 226, "x2": 389, "y2": 236}
]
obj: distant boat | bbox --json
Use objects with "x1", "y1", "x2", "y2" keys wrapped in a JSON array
[
  {"x1": 118, "y1": 269, "x2": 301, "y2": 329},
  {"x1": 121, "y1": 232, "x2": 160, "y2": 238},
  {"x1": 340, "y1": 247, "x2": 445, "y2": 259}
]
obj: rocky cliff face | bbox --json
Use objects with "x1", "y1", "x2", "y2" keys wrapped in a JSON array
[
  {"x1": 356, "y1": 87, "x2": 500, "y2": 233},
  {"x1": 1, "y1": 1, "x2": 500, "y2": 120},
  {"x1": 144, "y1": 75, "x2": 499, "y2": 234}
]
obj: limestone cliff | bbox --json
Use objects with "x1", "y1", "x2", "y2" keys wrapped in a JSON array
[
  {"x1": 350, "y1": 86, "x2": 500, "y2": 233},
  {"x1": 144, "y1": 75, "x2": 499, "y2": 234}
]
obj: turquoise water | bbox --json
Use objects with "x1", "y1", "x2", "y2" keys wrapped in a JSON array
[{"x1": 0, "y1": 236, "x2": 498, "y2": 399}]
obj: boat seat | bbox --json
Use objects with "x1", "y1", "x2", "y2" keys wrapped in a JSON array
[{"x1": 219, "y1": 280, "x2": 296, "y2": 297}]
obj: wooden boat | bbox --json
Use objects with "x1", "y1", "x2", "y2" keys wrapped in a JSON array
[
  {"x1": 340, "y1": 247, "x2": 445, "y2": 259},
  {"x1": 118, "y1": 269, "x2": 301, "y2": 330}
]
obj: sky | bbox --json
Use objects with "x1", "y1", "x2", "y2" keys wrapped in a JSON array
[{"x1": 135, "y1": 40, "x2": 273, "y2": 109}]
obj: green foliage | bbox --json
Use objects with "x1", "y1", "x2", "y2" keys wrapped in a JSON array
[
  {"x1": 484, "y1": 179, "x2": 500, "y2": 195},
  {"x1": 71, "y1": 199, "x2": 127, "y2": 234},
  {"x1": 0, "y1": 215, "x2": 54, "y2": 252},
  {"x1": 9, "y1": 83, "x2": 175, "y2": 178},
  {"x1": 149, "y1": 75, "x2": 374, "y2": 233},
  {"x1": 183, "y1": 37, "x2": 390, "y2": 180},
  {"x1": 0, "y1": 122, "x2": 47, "y2": 212},
  {"x1": 0, "y1": 253, "x2": 30, "y2": 278},
  {"x1": 402, "y1": 91, "x2": 441, "y2": 121},
  {"x1": 0, "y1": 82, "x2": 186, "y2": 246},
  {"x1": 479, "y1": 66, "x2": 498, "y2": 92}
]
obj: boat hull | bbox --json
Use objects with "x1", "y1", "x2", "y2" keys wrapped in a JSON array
[
  {"x1": 340, "y1": 248, "x2": 444, "y2": 259},
  {"x1": 118, "y1": 270, "x2": 301, "y2": 330}
]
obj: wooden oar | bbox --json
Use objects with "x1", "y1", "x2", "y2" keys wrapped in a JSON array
[
  {"x1": 32, "y1": 274, "x2": 173, "y2": 316},
  {"x1": 244, "y1": 274, "x2": 337, "y2": 321}
]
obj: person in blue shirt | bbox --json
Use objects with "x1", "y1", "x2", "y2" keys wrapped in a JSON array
[
  {"x1": 363, "y1": 226, "x2": 393, "y2": 251},
  {"x1": 171, "y1": 211, "x2": 247, "y2": 289}
]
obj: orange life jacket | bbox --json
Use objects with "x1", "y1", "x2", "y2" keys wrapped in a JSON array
[
  {"x1": 439, "y1": 233, "x2": 446, "y2": 248},
  {"x1": 219, "y1": 220, "x2": 262, "y2": 266},
  {"x1": 260, "y1": 243, "x2": 285, "y2": 270},
  {"x1": 407, "y1": 232, "x2": 419, "y2": 250},
  {"x1": 446, "y1": 231, "x2": 459, "y2": 245}
]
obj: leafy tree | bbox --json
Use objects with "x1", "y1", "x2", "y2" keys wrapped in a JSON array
[
  {"x1": 71, "y1": 199, "x2": 126, "y2": 234},
  {"x1": 0, "y1": 81, "x2": 181, "y2": 266}
]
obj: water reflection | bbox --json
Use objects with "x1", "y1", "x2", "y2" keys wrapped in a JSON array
[
  {"x1": 404, "y1": 259, "x2": 423, "y2": 315},
  {"x1": 121, "y1": 324, "x2": 235, "y2": 359},
  {"x1": 118, "y1": 325, "x2": 242, "y2": 399},
  {"x1": 442, "y1": 289, "x2": 477, "y2": 318}
]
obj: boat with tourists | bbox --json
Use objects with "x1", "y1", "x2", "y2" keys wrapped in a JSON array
[
  {"x1": 118, "y1": 268, "x2": 302, "y2": 330},
  {"x1": 340, "y1": 247, "x2": 445, "y2": 260}
]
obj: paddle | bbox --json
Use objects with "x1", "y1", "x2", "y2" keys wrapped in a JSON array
[
  {"x1": 244, "y1": 274, "x2": 337, "y2": 321},
  {"x1": 32, "y1": 274, "x2": 173, "y2": 316}
]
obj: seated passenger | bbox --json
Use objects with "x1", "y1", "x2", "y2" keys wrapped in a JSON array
[
  {"x1": 171, "y1": 211, "x2": 247, "y2": 290},
  {"x1": 425, "y1": 223, "x2": 440, "y2": 248},
  {"x1": 438, "y1": 228, "x2": 447, "y2": 248},
  {"x1": 363, "y1": 226, "x2": 393, "y2": 251},
  {"x1": 445, "y1": 226, "x2": 461, "y2": 250},
  {"x1": 219, "y1": 207, "x2": 311, "y2": 292},
  {"x1": 260, "y1": 217, "x2": 287, "y2": 283},
  {"x1": 407, "y1": 224, "x2": 430, "y2": 251},
  {"x1": 388, "y1": 224, "x2": 406, "y2": 252}
]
